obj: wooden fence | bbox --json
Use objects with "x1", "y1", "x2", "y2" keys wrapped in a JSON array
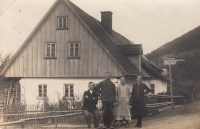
[
  {"x1": 2, "y1": 100, "x2": 102, "y2": 123},
  {"x1": 1, "y1": 95, "x2": 186, "y2": 124}
]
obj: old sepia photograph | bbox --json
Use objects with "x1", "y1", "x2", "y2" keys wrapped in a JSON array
[{"x1": 0, "y1": 0, "x2": 200, "y2": 128}]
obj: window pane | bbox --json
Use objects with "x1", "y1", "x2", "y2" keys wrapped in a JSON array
[
  {"x1": 70, "y1": 85, "x2": 73, "y2": 97},
  {"x1": 75, "y1": 52, "x2": 78, "y2": 57},
  {"x1": 70, "y1": 44, "x2": 74, "y2": 48},
  {"x1": 70, "y1": 48, "x2": 74, "y2": 52},
  {"x1": 70, "y1": 53, "x2": 73, "y2": 57},
  {"x1": 65, "y1": 85, "x2": 69, "y2": 97},
  {"x1": 39, "y1": 85, "x2": 42, "y2": 97},
  {"x1": 51, "y1": 53, "x2": 55, "y2": 57},
  {"x1": 75, "y1": 48, "x2": 78, "y2": 52},
  {"x1": 70, "y1": 94, "x2": 74, "y2": 97},
  {"x1": 51, "y1": 44, "x2": 55, "y2": 52},
  {"x1": 75, "y1": 43, "x2": 78, "y2": 48},
  {"x1": 46, "y1": 44, "x2": 50, "y2": 57},
  {"x1": 63, "y1": 18, "x2": 66, "y2": 28},
  {"x1": 43, "y1": 85, "x2": 47, "y2": 97},
  {"x1": 59, "y1": 18, "x2": 62, "y2": 28}
]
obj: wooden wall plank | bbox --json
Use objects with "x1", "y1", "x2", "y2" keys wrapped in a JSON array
[
  {"x1": 64, "y1": 4, "x2": 70, "y2": 77},
  {"x1": 32, "y1": 34, "x2": 38, "y2": 77},
  {"x1": 19, "y1": 51, "x2": 24, "y2": 77},
  {"x1": 55, "y1": 3, "x2": 61, "y2": 77},
  {"x1": 46, "y1": 19, "x2": 51, "y2": 77},
  {"x1": 37, "y1": 28, "x2": 42, "y2": 77},
  {"x1": 50, "y1": 10, "x2": 56, "y2": 42},
  {"x1": 28, "y1": 38, "x2": 33, "y2": 77},
  {"x1": 50, "y1": 10, "x2": 56, "y2": 77},
  {"x1": 59, "y1": 4, "x2": 66, "y2": 77},
  {"x1": 93, "y1": 38, "x2": 98, "y2": 76},
  {"x1": 23, "y1": 45, "x2": 28, "y2": 77},
  {"x1": 69, "y1": 9, "x2": 75, "y2": 77},
  {"x1": 14, "y1": 56, "x2": 19, "y2": 77},
  {"x1": 73, "y1": 14, "x2": 79, "y2": 77},
  {"x1": 107, "y1": 53, "x2": 112, "y2": 75},
  {"x1": 78, "y1": 20, "x2": 84, "y2": 77},
  {"x1": 60, "y1": 31, "x2": 65, "y2": 77},
  {"x1": 88, "y1": 34, "x2": 93, "y2": 77},
  {"x1": 83, "y1": 29, "x2": 89, "y2": 77},
  {"x1": 98, "y1": 41, "x2": 103, "y2": 76},
  {"x1": 41, "y1": 21, "x2": 47, "y2": 77}
]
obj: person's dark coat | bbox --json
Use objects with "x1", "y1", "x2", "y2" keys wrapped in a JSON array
[
  {"x1": 94, "y1": 79, "x2": 116, "y2": 102},
  {"x1": 131, "y1": 83, "x2": 150, "y2": 117},
  {"x1": 82, "y1": 90, "x2": 99, "y2": 112}
]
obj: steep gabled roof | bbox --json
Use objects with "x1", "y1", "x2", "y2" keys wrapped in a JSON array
[
  {"x1": 112, "y1": 30, "x2": 134, "y2": 45},
  {"x1": 0, "y1": 0, "x2": 61, "y2": 76},
  {"x1": 66, "y1": 0, "x2": 140, "y2": 76},
  {"x1": 1, "y1": 0, "x2": 140, "y2": 76}
]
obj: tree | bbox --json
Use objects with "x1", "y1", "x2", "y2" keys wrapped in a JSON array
[{"x1": 0, "y1": 51, "x2": 13, "y2": 74}]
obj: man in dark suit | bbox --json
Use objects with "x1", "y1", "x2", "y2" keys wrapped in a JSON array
[
  {"x1": 83, "y1": 82, "x2": 99, "y2": 128},
  {"x1": 94, "y1": 72, "x2": 116, "y2": 129},
  {"x1": 131, "y1": 75, "x2": 150, "y2": 128}
]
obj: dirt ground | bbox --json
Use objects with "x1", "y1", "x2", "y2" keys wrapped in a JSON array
[{"x1": 1, "y1": 101, "x2": 200, "y2": 129}]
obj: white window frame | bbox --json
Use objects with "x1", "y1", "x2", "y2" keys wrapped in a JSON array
[
  {"x1": 64, "y1": 84, "x2": 74, "y2": 99},
  {"x1": 38, "y1": 84, "x2": 47, "y2": 98},
  {"x1": 68, "y1": 42, "x2": 81, "y2": 59},
  {"x1": 57, "y1": 16, "x2": 68, "y2": 29},
  {"x1": 45, "y1": 43, "x2": 57, "y2": 58},
  {"x1": 150, "y1": 84, "x2": 155, "y2": 94}
]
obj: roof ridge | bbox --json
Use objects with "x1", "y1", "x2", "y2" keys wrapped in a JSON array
[{"x1": 112, "y1": 30, "x2": 134, "y2": 45}]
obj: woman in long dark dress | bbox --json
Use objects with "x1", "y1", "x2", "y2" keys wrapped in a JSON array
[{"x1": 131, "y1": 75, "x2": 150, "y2": 128}]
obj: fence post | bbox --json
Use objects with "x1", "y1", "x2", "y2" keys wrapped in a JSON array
[
  {"x1": 20, "y1": 119, "x2": 24, "y2": 128},
  {"x1": 183, "y1": 98, "x2": 188, "y2": 111},
  {"x1": 55, "y1": 118, "x2": 58, "y2": 128}
]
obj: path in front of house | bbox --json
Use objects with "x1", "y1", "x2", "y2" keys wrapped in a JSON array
[{"x1": 1, "y1": 101, "x2": 200, "y2": 129}]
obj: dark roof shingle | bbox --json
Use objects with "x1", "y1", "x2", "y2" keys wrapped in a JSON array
[
  {"x1": 68, "y1": 0, "x2": 140, "y2": 76},
  {"x1": 118, "y1": 44, "x2": 143, "y2": 55}
]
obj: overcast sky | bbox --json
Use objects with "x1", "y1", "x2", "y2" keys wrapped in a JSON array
[{"x1": 0, "y1": 0, "x2": 200, "y2": 55}]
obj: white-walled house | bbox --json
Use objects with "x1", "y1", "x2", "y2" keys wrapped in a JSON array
[{"x1": 1, "y1": 0, "x2": 167, "y2": 106}]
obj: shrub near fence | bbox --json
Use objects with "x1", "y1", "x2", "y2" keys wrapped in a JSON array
[{"x1": 2, "y1": 100, "x2": 103, "y2": 124}]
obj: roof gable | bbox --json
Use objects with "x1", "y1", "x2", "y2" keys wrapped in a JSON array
[
  {"x1": 0, "y1": 0, "x2": 61, "y2": 76},
  {"x1": 1, "y1": 0, "x2": 134, "y2": 77}
]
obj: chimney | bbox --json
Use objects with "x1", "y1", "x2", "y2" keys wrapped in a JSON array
[{"x1": 101, "y1": 11, "x2": 113, "y2": 35}]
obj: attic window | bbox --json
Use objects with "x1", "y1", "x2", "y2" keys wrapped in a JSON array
[
  {"x1": 68, "y1": 42, "x2": 81, "y2": 59},
  {"x1": 57, "y1": 16, "x2": 68, "y2": 29},
  {"x1": 45, "y1": 43, "x2": 57, "y2": 59}
]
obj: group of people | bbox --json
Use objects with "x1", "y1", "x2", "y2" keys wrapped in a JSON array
[{"x1": 82, "y1": 72, "x2": 150, "y2": 128}]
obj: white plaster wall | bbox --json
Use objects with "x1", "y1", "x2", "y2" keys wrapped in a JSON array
[
  {"x1": 20, "y1": 78, "x2": 118, "y2": 105},
  {"x1": 125, "y1": 79, "x2": 167, "y2": 94},
  {"x1": 143, "y1": 79, "x2": 167, "y2": 94}
]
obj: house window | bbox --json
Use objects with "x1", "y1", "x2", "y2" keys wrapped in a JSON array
[
  {"x1": 64, "y1": 84, "x2": 74, "y2": 98},
  {"x1": 150, "y1": 84, "x2": 155, "y2": 94},
  {"x1": 38, "y1": 85, "x2": 47, "y2": 97},
  {"x1": 57, "y1": 17, "x2": 68, "y2": 29},
  {"x1": 68, "y1": 42, "x2": 80, "y2": 59},
  {"x1": 45, "y1": 43, "x2": 56, "y2": 58}
]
